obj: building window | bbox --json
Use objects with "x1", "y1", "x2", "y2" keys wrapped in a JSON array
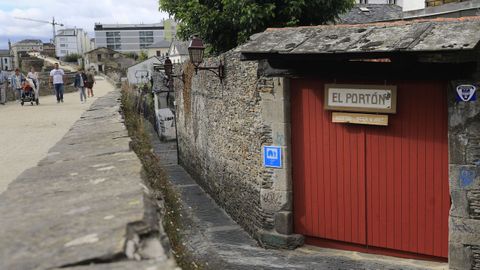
[
  {"x1": 156, "y1": 51, "x2": 161, "y2": 57},
  {"x1": 139, "y1": 31, "x2": 154, "y2": 49},
  {"x1": 358, "y1": 0, "x2": 368, "y2": 3},
  {"x1": 97, "y1": 54, "x2": 102, "y2": 61},
  {"x1": 60, "y1": 44, "x2": 66, "y2": 47},
  {"x1": 389, "y1": 0, "x2": 397, "y2": 4},
  {"x1": 106, "y1": 32, "x2": 121, "y2": 50}
]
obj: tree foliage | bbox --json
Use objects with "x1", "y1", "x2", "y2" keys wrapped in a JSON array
[{"x1": 159, "y1": 0, "x2": 355, "y2": 54}]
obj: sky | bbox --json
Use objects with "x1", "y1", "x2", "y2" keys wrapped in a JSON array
[{"x1": 0, "y1": 0, "x2": 169, "y2": 49}]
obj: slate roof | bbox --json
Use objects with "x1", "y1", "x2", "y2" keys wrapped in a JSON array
[
  {"x1": 338, "y1": 4, "x2": 403, "y2": 24},
  {"x1": 147, "y1": 40, "x2": 171, "y2": 49},
  {"x1": 240, "y1": 17, "x2": 480, "y2": 58},
  {"x1": 170, "y1": 40, "x2": 189, "y2": 55}
]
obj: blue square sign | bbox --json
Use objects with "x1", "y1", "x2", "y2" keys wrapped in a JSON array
[{"x1": 263, "y1": 146, "x2": 282, "y2": 168}]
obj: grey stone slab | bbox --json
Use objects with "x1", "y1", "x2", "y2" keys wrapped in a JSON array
[{"x1": 0, "y1": 90, "x2": 175, "y2": 270}]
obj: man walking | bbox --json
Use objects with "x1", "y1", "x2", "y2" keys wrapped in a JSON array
[
  {"x1": 49, "y1": 63, "x2": 65, "y2": 103},
  {"x1": 10, "y1": 69, "x2": 25, "y2": 102},
  {"x1": 0, "y1": 70, "x2": 7, "y2": 105}
]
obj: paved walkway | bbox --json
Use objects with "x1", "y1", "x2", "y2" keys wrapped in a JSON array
[
  {"x1": 147, "y1": 123, "x2": 448, "y2": 270},
  {"x1": 0, "y1": 77, "x2": 109, "y2": 194},
  {"x1": 0, "y1": 90, "x2": 176, "y2": 270}
]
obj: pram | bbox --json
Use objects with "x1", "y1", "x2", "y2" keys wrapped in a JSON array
[{"x1": 21, "y1": 78, "x2": 39, "y2": 106}]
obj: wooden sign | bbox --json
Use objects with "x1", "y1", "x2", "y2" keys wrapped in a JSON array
[
  {"x1": 332, "y1": 112, "x2": 389, "y2": 126},
  {"x1": 325, "y1": 84, "x2": 397, "y2": 114}
]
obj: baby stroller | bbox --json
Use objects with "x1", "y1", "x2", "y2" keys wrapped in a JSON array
[{"x1": 21, "y1": 78, "x2": 39, "y2": 106}]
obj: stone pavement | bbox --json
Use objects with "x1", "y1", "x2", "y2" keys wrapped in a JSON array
[
  {"x1": 0, "y1": 90, "x2": 176, "y2": 270},
  {"x1": 147, "y1": 123, "x2": 448, "y2": 270}
]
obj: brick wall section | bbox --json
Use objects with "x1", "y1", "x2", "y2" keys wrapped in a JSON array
[
  {"x1": 174, "y1": 51, "x2": 266, "y2": 235},
  {"x1": 448, "y1": 70, "x2": 480, "y2": 269}
]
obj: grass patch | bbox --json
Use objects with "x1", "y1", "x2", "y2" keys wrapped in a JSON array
[{"x1": 121, "y1": 85, "x2": 202, "y2": 270}]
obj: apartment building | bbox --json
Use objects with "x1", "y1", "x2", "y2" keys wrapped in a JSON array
[
  {"x1": 0, "y1": 50, "x2": 13, "y2": 71},
  {"x1": 55, "y1": 28, "x2": 92, "y2": 58}
]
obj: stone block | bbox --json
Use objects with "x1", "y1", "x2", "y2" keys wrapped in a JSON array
[
  {"x1": 449, "y1": 133, "x2": 467, "y2": 165},
  {"x1": 274, "y1": 211, "x2": 294, "y2": 235},
  {"x1": 449, "y1": 165, "x2": 480, "y2": 191},
  {"x1": 256, "y1": 230, "x2": 304, "y2": 250},
  {"x1": 451, "y1": 189, "x2": 470, "y2": 218},
  {"x1": 450, "y1": 216, "x2": 480, "y2": 246},
  {"x1": 271, "y1": 122, "x2": 291, "y2": 146},
  {"x1": 260, "y1": 189, "x2": 292, "y2": 212},
  {"x1": 271, "y1": 168, "x2": 292, "y2": 192},
  {"x1": 272, "y1": 77, "x2": 290, "y2": 101},
  {"x1": 449, "y1": 243, "x2": 473, "y2": 270}
]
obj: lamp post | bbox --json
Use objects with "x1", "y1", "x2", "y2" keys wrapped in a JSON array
[{"x1": 187, "y1": 36, "x2": 224, "y2": 81}]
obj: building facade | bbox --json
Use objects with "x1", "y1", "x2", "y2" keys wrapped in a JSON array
[
  {"x1": 11, "y1": 39, "x2": 43, "y2": 69},
  {"x1": 0, "y1": 50, "x2": 13, "y2": 71},
  {"x1": 167, "y1": 40, "x2": 189, "y2": 64},
  {"x1": 146, "y1": 40, "x2": 171, "y2": 58},
  {"x1": 94, "y1": 23, "x2": 164, "y2": 54},
  {"x1": 55, "y1": 28, "x2": 92, "y2": 58}
]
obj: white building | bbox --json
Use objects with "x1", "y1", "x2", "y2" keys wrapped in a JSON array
[
  {"x1": 146, "y1": 40, "x2": 171, "y2": 58},
  {"x1": 55, "y1": 28, "x2": 91, "y2": 58},
  {"x1": 0, "y1": 50, "x2": 13, "y2": 71},
  {"x1": 127, "y1": 56, "x2": 163, "y2": 85},
  {"x1": 168, "y1": 40, "x2": 189, "y2": 64},
  {"x1": 356, "y1": 0, "x2": 425, "y2": 11}
]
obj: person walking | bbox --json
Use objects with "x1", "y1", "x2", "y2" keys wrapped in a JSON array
[
  {"x1": 74, "y1": 69, "x2": 87, "y2": 103},
  {"x1": 10, "y1": 69, "x2": 25, "y2": 102},
  {"x1": 49, "y1": 63, "x2": 65, "y2": 103},
  {"x1": 0, "y1": 70, "x2": 8, "y2": 105},
  {"x1": 85, "y1": 70, "x2": 95, "y2": 97},
  {"x1": 27, "y1": 67, "x2": 40, "y2": 103}
]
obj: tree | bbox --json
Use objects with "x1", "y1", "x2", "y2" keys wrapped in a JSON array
[{"x1": 159, "y1": 0, "x2": 355, "y2": 54}]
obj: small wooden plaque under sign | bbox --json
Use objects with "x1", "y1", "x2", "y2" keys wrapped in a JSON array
[{"x1": 332, "y1": 112, "x2": 389, "y2": 126}]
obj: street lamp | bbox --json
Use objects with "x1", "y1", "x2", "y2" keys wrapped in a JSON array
[{"x1": 188, "y1": 36, "x2": 224, "y2": 81}]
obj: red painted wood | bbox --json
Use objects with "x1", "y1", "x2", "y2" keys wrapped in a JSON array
[
  {"x1": 291, "y1": 79, "x2": 367, "y2": 245},
  {"x1": 291, "y1": 79, "x2": 449, "y2": 259}
]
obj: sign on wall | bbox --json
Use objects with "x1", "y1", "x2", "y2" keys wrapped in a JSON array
[
  {"x1": 456, "y1": 84, "x2": 477, "y2": 102},
  {"x1": 332, "y1": 112, "x2": 388, "y2": 126},
  {"x1": 263, "y1": 146, "x2": 282, "y2": 169},
  {"x1": 325, "y1": 84, "x2": 397, "y2": 114}
]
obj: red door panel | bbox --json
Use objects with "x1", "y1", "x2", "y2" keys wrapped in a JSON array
[
  {"x1": 291, "y1": 78, "x2": 449, "y2": 259},
  {"x1": 291, "y1": 79, "x2": 367, "y2": 245},
  {"x1": 365, "y1": 81, "x2": 449, "y2": 258}
]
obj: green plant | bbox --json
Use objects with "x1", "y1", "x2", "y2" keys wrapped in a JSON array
[
  {"x1": 159, "y1": 0, "x2": 355, "y2": 54},
  {"x1": 64, "y1": 53, "x2": 81, "y2": 62},
  {"x1": 138, "y1": 51, "x2": 148, "y2": 61}
]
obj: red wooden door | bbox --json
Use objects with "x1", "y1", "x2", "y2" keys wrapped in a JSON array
[
  {"x1": 291, "y1": 79, "x2": 367, "y2": 245},
  {"x1": 291, "y1": 79, "x2": 449, "y2": 259}
]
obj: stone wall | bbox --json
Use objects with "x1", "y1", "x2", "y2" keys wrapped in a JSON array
[
  {"x1": 173, "y1": 51, "x2": 302, "y2": 248},
  {"x1": 174, "y1": 51, "x2": 267, "y2": 236},
  {"x1": 448, "y1": 72, "x2": 480, "y2": 269}
]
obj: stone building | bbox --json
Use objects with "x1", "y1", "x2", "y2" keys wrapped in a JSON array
[
  {"x1": 84, "y1": 47, "x2": 135, "y2": 80},
  {"x1": 11, "y1": 39, "x2": 43, "y2": 68},
  {"x1": 167, "y1": 40, "x2": 189, "y2": 64},
  {"x1": 0, "y1": 50, "x2": 13, "y2": 71},
  {"x1": 42, "y1": 43, "x2": 56, "y2": 58},
  {"x1": 173, "y1": 17, "x2": 480, "y2": 269}
]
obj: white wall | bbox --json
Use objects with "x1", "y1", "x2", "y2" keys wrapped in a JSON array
[
  {"x1": 127, "y1": 57, "x2": 162, "y2": 85},
  {"x1": 402, "y1": 0, "x2": 425, "y2": 11}
]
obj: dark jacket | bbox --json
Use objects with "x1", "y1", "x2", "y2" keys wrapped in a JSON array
[{"x1": 74, "y1": 73, "x2": 87, "y2": 88}]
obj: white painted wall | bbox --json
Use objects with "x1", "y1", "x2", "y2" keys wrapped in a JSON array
[
  {"x1": 402, "y1": 0, "x2": 425, "y2": 11},
  {"x1": 127, "y1": 56, "x2": 162, "y2": 85}
]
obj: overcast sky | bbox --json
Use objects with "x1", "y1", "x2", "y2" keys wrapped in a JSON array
[{"x1": 0, "y1": 0, "x2": 169, "y2": 49}]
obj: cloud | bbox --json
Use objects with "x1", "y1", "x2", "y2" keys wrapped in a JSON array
[{"x1": 0, "y1": 0, "x2": 169, "y2": 48}]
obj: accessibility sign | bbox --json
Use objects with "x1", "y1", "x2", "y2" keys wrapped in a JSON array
[{"x1": 263, "y1": 146, "x2": 282, "y2": 168}]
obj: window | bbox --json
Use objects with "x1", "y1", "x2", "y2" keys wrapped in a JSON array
[
  {"x1": 97, "y1": 54, "x2": 102, "y2": 61},
  {"x1": 106, "y1": 32, "x2": 121, "y2": 50},
  {"x1": 358, "y1": 0, "x2": 368, "y2": 3},
  {"x1": 156, "y1": 51, "x2": 161, "y2": 57},
  {"x1": 388, "y1": 0, "x2": 396, "y2": 4},
  {"x1": 139, "y1": 31, "x2": 154, "y2": 48},
  {"x1": 60, "y1": 44, "x2": 66, "y2": 47}
]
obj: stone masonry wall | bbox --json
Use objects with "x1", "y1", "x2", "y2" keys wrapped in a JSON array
[
  {"x1": 448, "y1": 67, "x2": 480, "y2": 269},
  {"x1": 174, "y1": 51, "x2": 268, "y2": 236}
]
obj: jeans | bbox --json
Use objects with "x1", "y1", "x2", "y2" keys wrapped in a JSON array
[
  {"x1": 0, "y1": 83, "x2": 6, "y2": 104},
  {"x1": 78, "y1": 87, "x2": 86, "y2": 102},
  {"x1": 54, "y1": 84, "x2": 64, "y2": 102},
  {"x1": 15, "y1": 88, "x2": 21, "y2": 101}
]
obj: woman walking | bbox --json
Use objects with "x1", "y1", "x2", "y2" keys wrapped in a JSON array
[
  {"x1": 85, "y1": 70, "x2": 95, "y2": 97},
  {"x1": 27, "y1": 67, "x2": 40, "y2": 103}
]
